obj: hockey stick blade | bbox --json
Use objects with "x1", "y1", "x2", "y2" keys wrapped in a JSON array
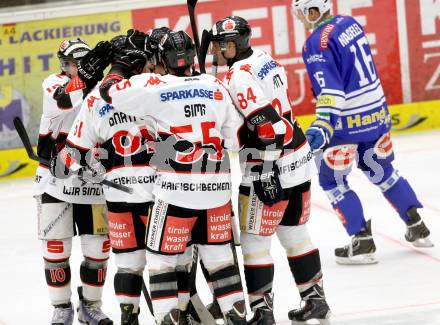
[
  {"x1": 142, "y1": 280, "x2": 155, "y2": 316},
  {"x1": 13, "y1": 117, "x2": 43, "y2": 163},
  {"x1": 190, "y1": 293, "x2": 216, "y2": 324},
  {"x1": 13, "y1": 117, "x2": 133, "y2": 194}
]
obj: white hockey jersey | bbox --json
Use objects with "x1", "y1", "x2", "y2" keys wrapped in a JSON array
[
  {"x1": 225, "y1": 49, "x2": 313, "y2": 189},
  {"x1": 108, "y1": 73, "x2": 245, "y2": 209},
  {"x1": 34, "y1": 73, "x2": 104, "y2": 204},
  {"x1": 66, "y1": 88, "x2": 156, "y2": 203}
]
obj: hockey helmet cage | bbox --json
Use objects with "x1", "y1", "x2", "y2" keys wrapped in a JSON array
[
  {"x1": 210, "y1": 16, "x2": 251, "y2": 53},
  {"x1": 146, "y1": 26, "x2": 172, "y2": 65},
  {"x1": 292, "y1": 0, "x2": 332, "y2": 24},
  {"x1": 110, "y1": 35, "x2": 127, "y2": 50},
  {"x1": 159, "y1": 30, "x2": 195, "y2": 71}
]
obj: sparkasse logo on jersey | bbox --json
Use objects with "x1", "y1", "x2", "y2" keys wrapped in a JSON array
[{"x1": 160, "y1": 88, "x2": 222, "y2": 102}]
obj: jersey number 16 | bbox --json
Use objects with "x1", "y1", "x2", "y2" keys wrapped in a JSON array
[{"x1": 349, "y1": 35, "x2": 377, "y2": 87}]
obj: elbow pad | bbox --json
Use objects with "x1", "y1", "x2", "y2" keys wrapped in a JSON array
[
  {"x1": 99, "y1": 73, "x2": 124, "y2": 103},
  {"x1": 247, "y1": 105, "x2": 286, "y2": 160}
]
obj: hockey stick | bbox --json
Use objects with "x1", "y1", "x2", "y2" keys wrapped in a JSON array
[
  {"x1": 187, "y1": 0, "x2": 201, "y2": 62},
  {"x1": 13, "y1": 117, "x2": 133, "y2": 194},
  {"x1": 142, "y1": 280, "x2": 155, "y2": 316},
  {"x1": 186, "y1": 1, "x2": 218, "y2": 323}
]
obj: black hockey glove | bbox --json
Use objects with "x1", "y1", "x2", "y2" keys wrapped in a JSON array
[
  {"x1": 77, "y1": 163, "x2": 106, "y2": 185},
  {"x1": 77, "y1": 41, "x2": 113, "y2": 89},
  {"x1": 251, "y1": 161, "x2": 283, "y2": 206}
]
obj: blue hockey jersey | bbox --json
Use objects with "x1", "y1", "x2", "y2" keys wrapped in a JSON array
[{"x1": 302, "y1": 15, "x2": 391, "y2": 143}]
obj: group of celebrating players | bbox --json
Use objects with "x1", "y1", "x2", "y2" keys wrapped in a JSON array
[{"x1": 33, "y1": 1, "x2": 433, "y2": 325}]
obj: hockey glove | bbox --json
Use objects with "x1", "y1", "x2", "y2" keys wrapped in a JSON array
[
  {"x1": 77, "y1": 163, "x2": 106, "y2": 185},
  {"x1": 251, "y1": 161, "x2": 283, "y2": 206},
  {"x1": 77, "y1": 41, "x2": 113, "y2": 89},
  {"x1": 305, "y1": 120, "x2": 334, "y2": 152}
]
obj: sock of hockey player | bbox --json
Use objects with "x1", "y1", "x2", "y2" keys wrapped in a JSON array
[
  {"x1": 114, "y1": 250, "x2": 147, "y2": 324},
  {"x1": 377, "y1": 170, "x2": 432, "y2": 247},
  {"x1": 275, "y1": 224, "x2": 331, "y2": 323},
  {"x1": 240, "y1": 233, "x2": 274, "y2": 311},
  {"x1": 45, "y1": 257, "x2": 73, "y2": 305},
  {"x1": 80, "y1": 235, "x2": 110, "y2": 301},
  {"x1": 115, "y1": 271, "x2": 143, "y2": 324},
  {"x1": 147, "y1": 252, "x2": 179, "y2": 323},
  {"x1": 176, "y1": 245, "x2": 193, "y2": 313},
  {"x1": 198, "y1": 244, "x2": 246, "y2": 322},
  {"x1": 325, "y1": 184, "x2": 367, "y2": 236},
  {"x1": 78, "y1": 235, "x2": 112, "y2": 324},
  {"x1": 378, "y1": 170, "x2": 422, "y2": 222},
  {"x1": 42, "y1": 238, "x2": 73, "y2": 307}
]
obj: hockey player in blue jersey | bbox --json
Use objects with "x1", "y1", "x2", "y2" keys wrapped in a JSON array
[{"x1": 292, "y1": 0, "x2": 433, "y2": 265}]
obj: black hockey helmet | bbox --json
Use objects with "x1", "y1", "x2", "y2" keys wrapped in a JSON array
[
  {"x1": 210, "y1": 16, "x2": 252, "y2": 54},
  {"x1": 159, "y1": 30, "x2": 195, "y2": 74},
  {"x1": 57, "y1": 38, "x2": 91, "y2": 62},
  {"x1": 145, "y1": 26, "x2": 172, "y2": 65},
  {"x1": 110, "y1": 34, "x2": 127, "y2": 50}
]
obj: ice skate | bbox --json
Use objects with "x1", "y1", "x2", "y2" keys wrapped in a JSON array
[
  {"x1": 120, "y1": 304, "x2": 139, "y2": 325},
  {"x1": 405, "y1": 207, "x2": 433, "y2": 247},
  {"x1": 207, "y1": 298, "x2": 225, "y2": 324},
  {"x1": 288, "y1": 286, "x2": 331, "y2": 325},
  {"x1": 334, "y1": 220, "x2": 377, "y2": 265},
  {"x1": 179, "y1": 310, "x2": 201, "y2": 325},
  {"x1": 248, "y1": 293, "x2": 275, "y2": 325},
  {"x1": 50, "y1": 302, "x2": 74, "y2": 325},
  {"x1": 225, "y1": 300, "x2": 247, "y2": 324},
  {"x1": 161, "y1": 309, "x2": 180, "y2": 325},
  {"x1": 77, "y1": 287, "x2": 113, "y2": 325}
]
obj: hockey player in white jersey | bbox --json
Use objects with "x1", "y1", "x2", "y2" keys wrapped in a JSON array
[
  {"x1": 100, "y1": 30, "x2": 247, "y2": 325},
  {"x1": 209, "y1": 16, "x2": 331, "y2": 324},
  {"x1": 49, "y1": 31, "x2": 155, "y2": 325},
  {"x1": 35, "y1": 38, "x2": 113, "y2": 325}
]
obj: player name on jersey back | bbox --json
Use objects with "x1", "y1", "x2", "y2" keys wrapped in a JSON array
[
  {"x1": 67, "y1": 88, "x2": 157, "y2": 204},
  {"x1": 108, "y1": 73, "x2": 244, "y2": 209}
]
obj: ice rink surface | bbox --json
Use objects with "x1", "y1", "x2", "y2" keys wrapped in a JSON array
[{"x1": 1, "y1": 130, "x2": 439, "y2": 325}]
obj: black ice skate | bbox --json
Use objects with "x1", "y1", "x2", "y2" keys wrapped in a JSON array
[
  {"x1": 334, "y1": 219, "x2": 377, "y2": 265},
  {"x1": 207, "y1": 298, "x2": 225, "y2": 324},
  {"x1": 248, "y1": 293, "x2": 275, "y2": 325},
  {"x1": 405, "y1": 207, "x2": 433, "y2": 247},
  {"x1": 51, "y1": 302, "x2": 74, "y2": 325},
  {"x1": 161, "y1": 309, "x2": 180, "y2": 325},
  {"x1": 120, "y1": 303, "x2": 139, "y2": 325},
  {"x1": 225, "y1": 300, "x2": 247, "y2": 324},
  {"x1": 179, "y1": 311, "x2": 201, "y2": 325},
  {"x1": 77, "y1": 287, "x2": 113, "y2": 325},
  {"x1": 288, "y1": 286, "x2": 331, "y2": 325}
]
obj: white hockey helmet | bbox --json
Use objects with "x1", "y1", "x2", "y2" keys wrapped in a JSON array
[{"x1": 292, "y1": 0, "x2": 332, "y2": 25}]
